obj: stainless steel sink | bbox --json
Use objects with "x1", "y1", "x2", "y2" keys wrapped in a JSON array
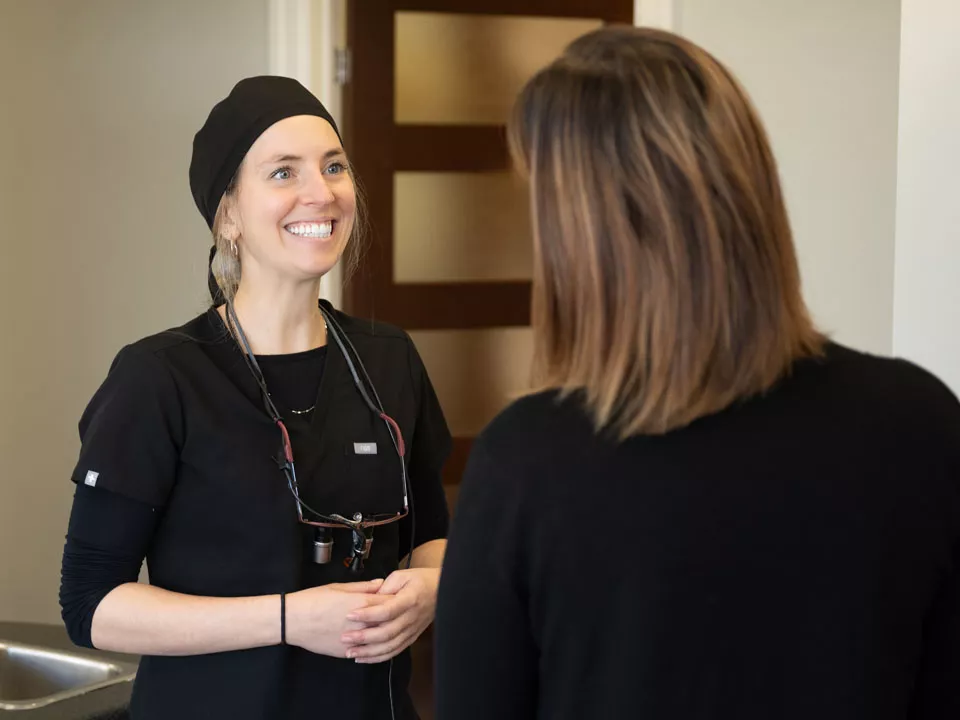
[{"x1": 0, "y1": 640, "x2": 137, "y2": 711}]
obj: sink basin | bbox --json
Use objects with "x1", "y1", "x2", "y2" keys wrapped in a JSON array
[{"x1": 0, "y1": 640, "x2": 136, "y2": 711}]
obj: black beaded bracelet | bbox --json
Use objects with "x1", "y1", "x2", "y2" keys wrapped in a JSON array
[{"x1": 280, "y1": 592, "x2": 287, "y2": 645}]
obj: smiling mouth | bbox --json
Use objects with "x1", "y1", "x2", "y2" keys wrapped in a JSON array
[{"x1": 285, "y1": 221, "x2": 334, "y2": 238}]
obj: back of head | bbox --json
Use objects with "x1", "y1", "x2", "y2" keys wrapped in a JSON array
[{"x1": 509, "y1": 26, "x2": 823, "y2": 438}]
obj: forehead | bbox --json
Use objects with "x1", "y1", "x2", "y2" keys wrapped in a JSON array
[{"x1": 246, "y1": 115, "x2": 343, "y2": 164}]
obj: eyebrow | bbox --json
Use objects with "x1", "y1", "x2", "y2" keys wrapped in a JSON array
[{"x1": 258, "y1": 149, "x2": 346, "y2": 167}]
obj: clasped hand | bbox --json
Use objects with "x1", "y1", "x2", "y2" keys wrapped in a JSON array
[
  {"x1": 341, "y1": 568, "x2": 440, "y2": 664},
  {"x1": 286, "y1": 569, "x2": 439, "y2": 663}
]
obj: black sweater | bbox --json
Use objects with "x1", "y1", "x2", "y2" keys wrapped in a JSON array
[{"x1": 435, "y1": 343, "x2": 960, "y2": 720}]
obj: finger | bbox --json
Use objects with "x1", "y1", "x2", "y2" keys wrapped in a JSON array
[
  {"x1": 331, "y1": 579, "x2": 384, "y2": 594},
  {"x1": 341, "y1": 612, "x2": 409, "y2": 646},
  {"x1": 355, "y1": 653, "x2": 402, "y2": 665},
  {"x1": 346, "y1": 594, "x2": 414, "y2": 624},
  {"x1": 376, "y1": 571, "x2": 410, "y2": 596},
  {"x1": 351, "y1": 628, "x2": 423, "y2": 664},
  {"x1": 344, "y1": 595, "x2": 394, "y2": 626},
  {"x1": 347, "y1": 626, "x2": 420, "y2": 662},
  {"x1": 358, "y1": 594, "x2": 395, "y2": 610},
  {"x1": 342, "y1": 619, "x2": 375, "y2": 633}
]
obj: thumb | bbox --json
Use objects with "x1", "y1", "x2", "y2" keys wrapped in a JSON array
[
  {"x1": 331, "y1": 578, "x2": 385, "y2": 594},
  {"x1": 377, "y1": 571, "x2": 409, "y2": 595}
]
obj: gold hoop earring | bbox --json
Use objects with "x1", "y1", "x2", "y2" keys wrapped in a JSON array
[{"x1": 231, "y1": 240, "x2": 238, "y2": 257}]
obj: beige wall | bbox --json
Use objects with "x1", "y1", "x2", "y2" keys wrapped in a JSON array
[
  {"x1": 893, "y1": 0, "x2": 960, "y2": 395},
  {"x1": 678, "y1": 0, "x2": 902, "y2": 355},
  {"x1": 0, "y1": 0, "x2": 269, "y2": 623}
]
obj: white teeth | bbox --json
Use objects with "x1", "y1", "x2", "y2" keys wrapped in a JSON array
[{"x1": 286, "y1": 221, "x2": 333, "y2": 238}]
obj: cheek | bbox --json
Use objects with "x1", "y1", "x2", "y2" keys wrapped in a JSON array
[
  {"x1": 339, "y1": 204, "x2": 358, "y2": 243},
  {"x1": 241, "y1": 191, "x2": 297, "y2": 234},
  {"x1": 263, "y1": 193, "x2": 299, "y2": 226},
  {"x1": 338, "y1": 186, "x2": 358, "y2": 222}
]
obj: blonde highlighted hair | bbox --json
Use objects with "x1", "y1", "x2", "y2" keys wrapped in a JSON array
[{"x1": 509, "y1": 26, "x2": 823, "y2": 438}]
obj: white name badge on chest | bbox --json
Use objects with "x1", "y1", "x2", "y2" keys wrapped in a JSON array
[{"x1": 353, "y1": 442, "x2": 378, "y2": 455}]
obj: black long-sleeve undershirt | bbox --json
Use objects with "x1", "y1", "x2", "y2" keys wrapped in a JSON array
[{"x1": 60, "y1": 483, "x2": 159, "y2": 648}]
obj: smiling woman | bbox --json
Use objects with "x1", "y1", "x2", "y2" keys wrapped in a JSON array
[{"x1": 59, "y1": 76, "x2": 451, "y2": 720}]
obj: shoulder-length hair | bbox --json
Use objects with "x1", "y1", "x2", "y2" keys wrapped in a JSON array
[{"x1": 509, "y1": 26, "x2": 823, "y2": 438}]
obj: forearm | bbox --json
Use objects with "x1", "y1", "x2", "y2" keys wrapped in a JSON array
[
  {"x1": 407, "y1": 538, "x2": 446, "y2": 569},
  {"x1": 91, "y1": 582, "x2": 280, "y2": 656}
]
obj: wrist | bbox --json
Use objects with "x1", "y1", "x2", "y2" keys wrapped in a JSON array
[
  {"x1": 421, "y1": 567, "x2": 441, "y2": 589},
  {"x1": 282, "y1": 590, "x2": 304, "y2": 648}
]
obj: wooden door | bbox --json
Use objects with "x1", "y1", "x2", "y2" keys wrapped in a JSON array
[{"x1": 342, "y1": 2, "x2": 634, "y2": 716}]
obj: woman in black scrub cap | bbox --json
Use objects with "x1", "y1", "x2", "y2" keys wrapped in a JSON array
[{"x1": 60, "y1": 76, "x2": 451, "y2": 720}]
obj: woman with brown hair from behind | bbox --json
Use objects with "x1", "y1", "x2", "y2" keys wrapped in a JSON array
[{"x1": 435, "y1": 25, "x2": 960, "y2": 720}]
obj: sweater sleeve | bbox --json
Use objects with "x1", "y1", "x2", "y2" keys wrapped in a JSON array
[
  {"x1": 909, "y1": 414, "x2": 960, "y2": 720},
  {"x1": 434, "y1": 436, "x2": 538, "y2": 720},
  {"x1": 912, "y1": 544, "x2": 960, "y2": 720}
]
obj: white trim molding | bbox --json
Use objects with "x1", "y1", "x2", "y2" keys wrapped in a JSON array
[
  {"x1": 268, "y1": 0, "x2": 312, "y2": 81},
  {"x1": 635, "y1": 0, "x2": 679, "y2": 31}
]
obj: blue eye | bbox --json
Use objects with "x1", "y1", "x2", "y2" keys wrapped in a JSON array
[
  {"x1": 325, "y1": 162, "x2": 348, "y2": 176},
  {"x1": 270, "y1": 166, "x2": 294, "y2": 180}
]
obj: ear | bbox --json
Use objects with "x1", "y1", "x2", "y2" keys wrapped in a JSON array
[{"x1": 220, "y1": 195, "x2": 243, "y2": 242}]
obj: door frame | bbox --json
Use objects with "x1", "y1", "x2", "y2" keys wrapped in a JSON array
[{"x1": 636, "y1": 0, "x2": 679, "y2": 30}]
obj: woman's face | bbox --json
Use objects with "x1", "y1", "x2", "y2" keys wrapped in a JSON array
[{"x1": 229, "y1": 115, "x2": 356, "y2": 287}]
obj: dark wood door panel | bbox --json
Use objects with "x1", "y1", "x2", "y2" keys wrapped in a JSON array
[{"x1": 392, "y1": 0, "x2": 634, "y2": 22}]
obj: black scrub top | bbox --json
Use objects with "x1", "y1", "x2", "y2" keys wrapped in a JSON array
[{"x1": 70, "y1": 300, "x2": 452, "y2": 720}]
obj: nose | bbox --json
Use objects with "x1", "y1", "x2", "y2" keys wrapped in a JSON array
[{"x1": 301, "y1": 170, "x2": 336, "y2": 206}]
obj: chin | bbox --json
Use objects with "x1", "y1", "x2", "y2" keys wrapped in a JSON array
[{"x1": 295, "y1": 255, "x2": 341, "y2": 280}]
